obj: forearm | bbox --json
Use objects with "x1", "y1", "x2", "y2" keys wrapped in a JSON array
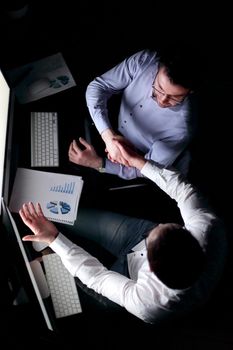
[
  {"x1": 141, "y1": 161, "x2": 211, "y2": 228},
  {"x1": 49, "y1": 233, "x2": 128, "y2": 306},
  {"x1": 86, "y1": 79, "x2": 114, "y2": 134},
  {"x1": 141, "y1": 161, "x2": 188, "y2": 200},
  {"x1": 50, "y1": 233, "x2": 106, "y2": 279}
]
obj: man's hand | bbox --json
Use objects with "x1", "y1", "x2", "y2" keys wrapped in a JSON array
[
  {"x1": 68, "y1": 137, "x2": 103, "y2": 170},
  {"x1": 19, "y1": 202, "x2": 59, "y2": 245},
  {"x1": 101, "y1": 128, "x2": 133, "y2": 165},
  {"x1": 112, "y1": 140, "x2": 146, "y2": 170}
]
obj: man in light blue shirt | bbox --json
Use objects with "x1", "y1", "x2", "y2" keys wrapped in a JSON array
[{"x1": 72, "y1": 47, "x2": 201, "y2": 178}]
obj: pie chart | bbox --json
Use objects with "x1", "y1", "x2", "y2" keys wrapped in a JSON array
[{"x1": 46, "y1": 201, "x2": 71, "y2": 215}]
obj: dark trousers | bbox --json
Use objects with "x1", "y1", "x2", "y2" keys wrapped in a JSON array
[{"x1": 57, "y1": 207, "x2": 157, "y2": 276}]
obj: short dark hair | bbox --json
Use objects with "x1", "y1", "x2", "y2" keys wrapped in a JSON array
[
  {"x1": 157, "y1": 44, "x2": 204, "y2": 90},
  {"x1": 147, "y1": 224, "x2": 205, "y2": 289}
]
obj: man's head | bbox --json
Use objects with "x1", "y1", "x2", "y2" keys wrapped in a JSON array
[
  {"x1": 158, "y1": 44, "x2": 203, "y2": 90},
  {"x1": 152, "y1": 44, "x2": 203, "y2": 108},
  {"x1": 147, "y1": 223, "x2": 205, "y2": 289},
  {"x1": 152, "y1": 66, "x2": 190, "y2": 108}
]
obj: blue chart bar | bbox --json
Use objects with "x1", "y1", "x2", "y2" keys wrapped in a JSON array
[{"x1": 50, "y1": 181, "x2": 75, "y2": 194}]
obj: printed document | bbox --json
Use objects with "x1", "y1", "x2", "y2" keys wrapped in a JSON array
[{"x1": 9, "y1": 168, "x2": 83, "y2": 225}]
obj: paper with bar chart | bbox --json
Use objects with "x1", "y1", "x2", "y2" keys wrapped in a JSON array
[{"x1": 9, "y1": 168, "x2": 83, "y2": 225}]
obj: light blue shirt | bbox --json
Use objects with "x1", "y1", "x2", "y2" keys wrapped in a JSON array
[{"x1": 86, "y1": 49, "x2": 197, "y2": 179}]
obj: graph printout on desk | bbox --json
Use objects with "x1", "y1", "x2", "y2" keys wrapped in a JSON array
[{"x1": 9, "y1": 168, "x2": 83, "y2": 225}]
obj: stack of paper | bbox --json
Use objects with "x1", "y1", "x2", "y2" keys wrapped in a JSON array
[{"x1": 9, "y1": 168, "x2": 83, "y2": 225}]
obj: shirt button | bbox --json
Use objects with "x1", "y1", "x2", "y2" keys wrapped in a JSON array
[
  {"x1": 124, "y1": 120, "x2": 127, "y2": 123},
  {"x1": 140, "y1": 105, "x2": 142, "y2": 108},
  {"x1": 130, "y1": 113, "x2": 133, "y2": 116},
  {"x1": 141, "y1": 253, "x2": 143, "y2": 256}
]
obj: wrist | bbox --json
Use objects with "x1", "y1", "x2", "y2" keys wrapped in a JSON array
[
  {"x1": 88, "y1": 157, "x2": 103, "y2": 170},
  {"x1": 48, "y1": 231, "x2": 59, "y2": 245},
  {"x1": 101, "y1": 128, "x2": 116, "y2": 142},
  {"x1": 135, "y1": 157, "x2": 146, "y2": 170},
  {"x1": 97, "y1": 158, "x2": 106, "y2": 173}
]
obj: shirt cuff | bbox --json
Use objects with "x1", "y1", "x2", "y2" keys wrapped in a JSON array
[
  {"x1": 105, "y1": 158, "x2": 121, "y2": 175},
  {"x1": 49, "y1": 232, "x2": 75, "y2": 256},
  {"x1": 141, "y1": 160, "x2": 160, "y2": 177}
]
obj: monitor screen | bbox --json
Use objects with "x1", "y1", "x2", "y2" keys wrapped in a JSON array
[
  {"x1": 1, "y1": 198, "x2": 55, "y2": 331},
  {"x1": 0, "y1": 69, "x2": 16, "y2": 211},
  {"x1": 0, "y1": 70, "x2": 10, "y2": 207}
]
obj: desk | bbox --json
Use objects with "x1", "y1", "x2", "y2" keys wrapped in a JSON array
[{"x1": 13, "y1": 86, "x2": 86, "y2": 173}]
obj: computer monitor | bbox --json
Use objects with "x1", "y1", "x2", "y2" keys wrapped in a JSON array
[
  {"x1": 1, "y1": 198, "x2": 56, "y2": 331},
  {"x1": 0, "y1": 69, "x2": 16, "y2": 211},
  {"x1": 0, "y1": 68, "x2": 83, "y2": 336}
]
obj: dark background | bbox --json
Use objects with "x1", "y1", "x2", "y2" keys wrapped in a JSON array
[
  {"x1": 0, "y1": 1, "x2": 233, "y2": 348},
  {"x1": 0, "y1": 1, "x2": 232, "y2": 219}
]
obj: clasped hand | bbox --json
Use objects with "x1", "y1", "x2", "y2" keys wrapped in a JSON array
[
  {"x1": 104, "y1": 134, "x2": 134, "y2": 166},
  {"x1": 110, "y1": 139, "x2": 146, "y2": 169}
]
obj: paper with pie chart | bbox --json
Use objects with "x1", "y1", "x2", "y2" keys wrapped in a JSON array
[{"x1": 9, "y1": 168, "x2": 84, "y2": 225}]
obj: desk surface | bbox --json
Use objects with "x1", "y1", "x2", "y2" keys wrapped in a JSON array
[
  {"x1": 14, "y1": 86, "x2": 86, "y2": 172},
  {"x1": 12, "y1": 87, "x2": 179, "y2": 221}
]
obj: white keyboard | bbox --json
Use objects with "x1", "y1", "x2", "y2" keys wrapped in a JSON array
[
  {"x1": 42, "y1": 253, "x2": 82, "y2": 318},
  {"x1": 31, "y1": 112, "x2": 59, "y2": 167}
]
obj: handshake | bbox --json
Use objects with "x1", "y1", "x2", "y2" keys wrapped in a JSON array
[{"x1": 68, "y1": 133, "x2": 146, "y2": 171}]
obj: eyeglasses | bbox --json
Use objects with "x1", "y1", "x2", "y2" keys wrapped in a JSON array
[{"x1": 152, "y1": 84, "x2": 187, "y2": 106}]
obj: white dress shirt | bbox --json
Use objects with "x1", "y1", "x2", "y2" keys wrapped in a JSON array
[
  {"x1": 49, "y1": 161, "x2": 227, "y2": 324},
  {"x1": 86, "y1": 50, "x2": 197, "y2": 179}
]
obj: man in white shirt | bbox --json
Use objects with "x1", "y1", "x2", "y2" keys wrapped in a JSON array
[
  {"x1": 19, "y1": 142, "x2": 227, "y2": 324},
  {"x1": 69, "y1": 46, "x2": 202, "y2": 178}
]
